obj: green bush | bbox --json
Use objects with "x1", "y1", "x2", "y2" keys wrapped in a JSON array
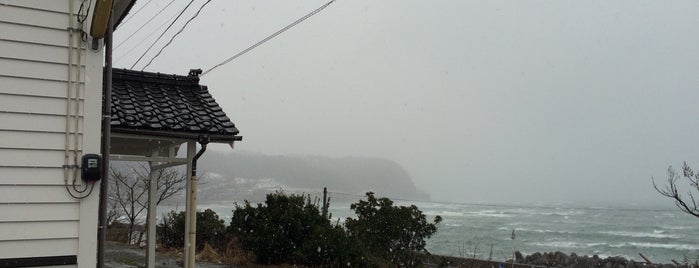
[
  {"x1": 298, "y1": 224, "x2": 369, "y2": 267},
  {"x1": 345, "y1": 192, "x2": 442, "y2": 267},
  {"x1": 157, "y1": 210, "x2": 184, "y2": 248},
  {"x1": 156, "y1": 209, "x2": 227, "y2": 250},
  {"x1": 229, "y1": 192, "x2": 368, "y2": 266}
]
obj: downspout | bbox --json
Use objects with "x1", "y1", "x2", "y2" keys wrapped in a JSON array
[
  {"x1": 187, "y1": 135, "x2": 209, "y2": 268},
  {"x1": 97, "y1": 6, "x2": 113, "y2": 268}
]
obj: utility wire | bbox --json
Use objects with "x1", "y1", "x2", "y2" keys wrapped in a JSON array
[
  {"x1": 115, "y1": 0, "x2": 177, "y2": 50},
  {"x1": 201, "y1": 0, "x2": 336, "y2": 77},
  {"x1": 114, "y1": 10, "x2": 181, "y2": 65},
  {"x1": 130, "y1": 0, "x2": 196, "y2": 69},
  {"x1": 119, "y1": 0, "x2": 154, "y2": 26},
  {"x1": 77, "y1": 0, "x2": 92, "y2": 24},
  {"x1": 141, "y1": 0, "x2": 212, "y2": 71}
]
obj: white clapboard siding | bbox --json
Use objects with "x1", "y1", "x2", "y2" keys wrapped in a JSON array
[
  {"x1": 0, "y1": 131, "x2": 81, "y2": 151},
  {"x1": 0, "y1": 203, "x2": 80, "y2": 222},
  {"x1": 0, "y1": 5, "x2": 69, "y2": 30},
  {"x1": 0, "y1": 22, "x2": 68, "y2": 47},
  {"x1": 0, "y1": 1, "x2": 102, "y2": 266},
  {"x1": 0, "y1": 76, "x2": 78, "y2": 99},
  {"x1": 0, "y1": 94, "x2": 84, "y2": 116},
  {"x1": 0, "y1": 185, "x2": 81, "y2": 203},
  {"x1": 0, "y1": 221, "x2": 78, "y2": 240},
  {"x1": 0, "y1": 167, "x2": 67, "y2": 185},
  {"x1": 0, "y1": 149, "x2": 80, "y2": 168},
  {"x1": 0, "y1": 239, "x2": 78, "y2": 259},
  {"x1": 0, "y1": 40, "x2": 83, "y2": 65},
  {"x1": 2, "y1": 0, "x2": 69, "y2": 14},
  {"x1": 0, "y1": 113, "x2": 82, "y2": 133},
  {"x1": 0, "y1": 58, "x2": 84, "y2": 82}
]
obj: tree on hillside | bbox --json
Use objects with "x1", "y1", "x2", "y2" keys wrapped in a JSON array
[
  {"x1": 653, "y1": 162, "x2": 699, "y2": 218},
  {"x1": 108, "y1": 164, "x2": 188, "y2": 244}
]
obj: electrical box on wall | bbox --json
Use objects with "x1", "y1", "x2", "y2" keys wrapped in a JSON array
[{"x1": 81, "y1": 154, "x2": 102, "y2": 181}]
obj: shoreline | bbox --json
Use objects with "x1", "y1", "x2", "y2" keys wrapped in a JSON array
[
  {"x1": 106, "y1": 241, "x2": 691, "y2": 268},
  {"x1": 422, "y1": 251, "x2": 691, "y2": 268}
]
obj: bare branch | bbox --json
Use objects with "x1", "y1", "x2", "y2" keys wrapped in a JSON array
[
  {"x1": 107, "y1": 163, "x2": 188, "y2": 244},
  {"x1": 654, "y1": 164, "x2": 699, "y2": 218}
]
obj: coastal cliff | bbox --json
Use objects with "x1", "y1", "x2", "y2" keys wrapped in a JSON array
[{"x1": 193, "y1": 151, "x2": 429, "y2": 203}]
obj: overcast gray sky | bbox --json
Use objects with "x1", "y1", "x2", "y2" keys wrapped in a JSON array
[{"x1": 114, "y1": 0, "x2": 699, "y2": 207}]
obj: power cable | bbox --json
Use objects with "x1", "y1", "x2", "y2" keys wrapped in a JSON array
[
  {"x1": 115, "y1": 0, "x2": 177, "y2": 50},
  {"x1": 77, "y1": 0, "x2": 92, "y2": 24},
  {"x1": 130, "y1": 0, "x2": 196, "y2": 69},
  {"x1": 201, "y1": 0, "x2": 335, "y2": 77},
  {"x1": 114, "y1": 10, "x2": 180, "y2": 65},
  {"x1": 119, "y1": 0, "x2": 154, "y2": 27},
  {"x1": 141, "y1": 0, "x2": 212, "y2": 71},
  {"x1": 65, "y1": 180, "x2": 97, "y2": 200}
]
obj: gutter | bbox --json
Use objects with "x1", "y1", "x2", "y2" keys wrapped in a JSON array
[
  {"x1": 111, "y1": 128, "x2": 242, "y2": 143},
  {"x1": 185, "y1": 135, "x2": 209, "y2": 268}
]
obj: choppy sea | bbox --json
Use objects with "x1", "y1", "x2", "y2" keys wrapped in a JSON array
[
  {"x1": 336, "y1": 201, "x2": 698, "y2": 264},
  {"x1": 166, "y1": 200, "x2": 698, "y2": 264}
]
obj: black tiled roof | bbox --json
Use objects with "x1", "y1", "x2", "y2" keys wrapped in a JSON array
[{"x1": 111, "y1": 68, "x2": 239, "y2": 139}]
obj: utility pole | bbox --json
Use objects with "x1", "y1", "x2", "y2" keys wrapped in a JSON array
[
  {"x1": 511, "y1": 229, "x2": 516, "y2": 268},
  {"x1": 322, "y1": 187, "x2": 328, "y2": 218},
  {"x1": 97, "y1": 2, "x2": 113, "y2": 267}
]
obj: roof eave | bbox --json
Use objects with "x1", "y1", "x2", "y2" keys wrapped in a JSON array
[
  {"x1": 112, "y1": 0, "x2": 137, "y2": 30},
  {"x1": 111, "y1": 127, "x2": 243, "y2": 143}
]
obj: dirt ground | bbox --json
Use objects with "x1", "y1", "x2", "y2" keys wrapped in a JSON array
[{"x1": 105, "y1": 241, "x2": 238, "y2": 268}]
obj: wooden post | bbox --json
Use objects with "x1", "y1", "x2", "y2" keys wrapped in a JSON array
[{"x1": 639, "y1": 253, "x2": 653, "y2": 264}]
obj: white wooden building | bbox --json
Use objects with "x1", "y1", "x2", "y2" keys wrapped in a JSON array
[
  {"x1": 0, "y1": 2, "x2": 242, "y2": 267},
  {"x1": 0, "y1": 1, "x2": 132, "y2": 267}
]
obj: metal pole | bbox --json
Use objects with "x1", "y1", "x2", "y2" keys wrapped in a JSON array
[
  {"x1": 97, "y1": 5, "x2": 113, "y2": 268},
  {"x1": 146, "y1": 158, "x2": 158, "y2": 268}
]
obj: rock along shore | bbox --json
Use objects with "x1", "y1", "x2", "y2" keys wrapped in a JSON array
[{"x1": 423, "y1": 251, "x2": 692, "y2": 268}]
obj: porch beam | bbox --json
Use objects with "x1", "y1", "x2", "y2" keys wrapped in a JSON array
[{"x1": 109, "y1": 155, "x2": 189, "y2": 163}]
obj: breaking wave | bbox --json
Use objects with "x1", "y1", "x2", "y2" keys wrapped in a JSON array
[{"x1": 599, "y1": 230, "x2": 678, "y2": 239}]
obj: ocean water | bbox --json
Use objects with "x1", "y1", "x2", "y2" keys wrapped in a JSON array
[
  {"x1": 164, "y1": 200, "x2": 698, "y2": 264},
  {"x1": 338, "y1": 201, "x2": 697, "y2": 264}
]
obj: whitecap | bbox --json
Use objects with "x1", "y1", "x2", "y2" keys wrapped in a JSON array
[
  {"x1": 466, "y1": 210, "x2": 513, "y2": 218},
  {"x1": 599, "y1": 231, "x2": 679, "y2": 239},
  {"x1": 659, "y1": 225, "x2": 691, "y2": 230},
  {"x1": 519, "y1": 228, "x2": 576, "y2": 235},
  {"x1": 424, "y1": 210, "x2": 464, "y2": 217},
  {"x1": 529, "y1": 241, "x2": 604, "y2": 249},
  {"x1": 610, "y1": 242, "x2": 699, "y2": 251}
]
